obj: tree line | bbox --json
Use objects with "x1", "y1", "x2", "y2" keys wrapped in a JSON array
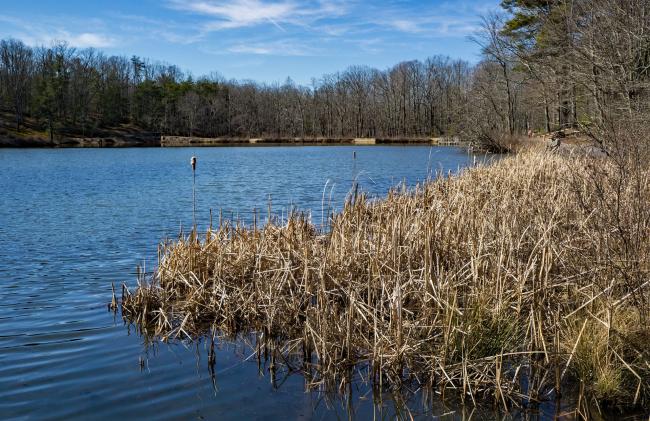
[
  {"x1": 1, "y1": 0, "x2": 648, "y2": 150},
  {"x1": 470, "y1": 0, "x2": 650, "y2": 154},
  {"x1": 0, "y1": 40, "x2": 472, "y2": 140}
]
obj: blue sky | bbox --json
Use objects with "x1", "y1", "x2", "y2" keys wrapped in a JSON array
[{"x1": 0, "y1": 0, "x2": 501, "y2": 84}]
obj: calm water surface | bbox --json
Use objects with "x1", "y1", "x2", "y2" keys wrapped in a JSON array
[{"x1": 0, "y1": 146, "x2": 525, "y2": 420}]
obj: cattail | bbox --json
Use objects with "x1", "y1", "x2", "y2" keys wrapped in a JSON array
[
  {"x1": 122, "y1": 149, "x2": 650, "y2": 412},
  {"x1": 191, "y1": 156, "x2": 197, "y2": 231}
]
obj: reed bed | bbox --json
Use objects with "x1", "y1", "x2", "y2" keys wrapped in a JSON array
[{"x1": 121, "y1": 149, "x2": 649, "y2": 417}]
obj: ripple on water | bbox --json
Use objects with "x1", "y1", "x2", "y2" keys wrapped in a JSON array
[{"x1": 0, "y1": 146, "x2": 504, "y2": 420}]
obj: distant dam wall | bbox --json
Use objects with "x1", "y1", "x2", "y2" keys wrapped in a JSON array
[{"x1": 160, "y1": 136, "x2": 461, "y2": 147}]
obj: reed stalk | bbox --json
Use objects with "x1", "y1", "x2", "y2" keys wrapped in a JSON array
[{"x1": 121, "y1": 148, "x2": 649, "y2": 415}]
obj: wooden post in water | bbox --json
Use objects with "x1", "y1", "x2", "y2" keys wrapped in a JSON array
[
  {"x1": 352, "y1": 150, "x2": 358, "y2": 204},
  {"x1": 191, "y1": 156, "x2": 197, "y2": 232}
]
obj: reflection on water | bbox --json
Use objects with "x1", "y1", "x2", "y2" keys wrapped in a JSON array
[
  {"x1": 0, "y1": 145, "x2": 570, "y2": 420},
  {"x1": 128, "y1": 327, "x2": 574, "y2": 421}
]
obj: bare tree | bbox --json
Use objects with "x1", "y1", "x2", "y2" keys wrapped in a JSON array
[
  {"x1": 0, "y1": 39, "x2": 33, "y2": 129},
  {"x1": 471, "y1": 14, "x2": 517, "y2": 136}
]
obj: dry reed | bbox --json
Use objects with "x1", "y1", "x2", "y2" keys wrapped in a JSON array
[{"x1": 121, "y1": 149, "x2": 649, "y2": 416}]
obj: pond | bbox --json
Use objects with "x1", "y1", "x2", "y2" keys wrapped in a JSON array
[{"x1": 0, "y1": 145, "x2": 533, "y2": 420}]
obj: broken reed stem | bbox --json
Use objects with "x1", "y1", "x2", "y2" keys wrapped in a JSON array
[{"x1": 121, "y1": 149, "x2": 650, "y2": 413}]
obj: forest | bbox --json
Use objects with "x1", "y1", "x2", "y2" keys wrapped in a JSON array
[{"x1": 0, "y1": 0, "x2": 648, "y2": 152}]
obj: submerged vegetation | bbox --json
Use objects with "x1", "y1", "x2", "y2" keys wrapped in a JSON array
[{"x1": 121, "y1": 147, "x2": 649, "y2": 417}]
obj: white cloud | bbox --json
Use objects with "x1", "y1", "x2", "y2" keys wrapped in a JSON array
[
  {"x1": 167, "y1": 0, "x2": 347, "y2": 32},
  {"x1": 319, "y1": 24, "x2": 352, "y2": 36},
  {"x1": 183, "y1": 0, "x2": 295, "y2": 30},
  {"x1": 110, "y1": 13, "x2": 206, "y2": 45},
  {"x1": 389, "y1": 19, "x2": 421, "y2": 33},
  {"x1": 16, "y1": 31, "x2": 115, "y2": 49},
  {"x1": 227, "y1": 40, "x2": 314, "y2": 56},
  {"x1": 0, "y1": 15, "x2": 115, "y2": 48},
  {"x1": 350, "y1": 0, "x2": 494, "y2": 38},
  {"x1": 384, "y1": 15, "x2": 482, "y2": 37},
  {"x1": 64, "y1": 32, "x2": 115, "y2": 48}
]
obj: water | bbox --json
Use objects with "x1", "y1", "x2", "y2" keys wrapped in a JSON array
[{"x1": 0, "y1": 145, "x2": 515, "y2": 420}]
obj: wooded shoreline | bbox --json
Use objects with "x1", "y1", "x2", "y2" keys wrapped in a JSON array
[{"x1": 0, "y1": 133, "x2": 463, "y2": 148}]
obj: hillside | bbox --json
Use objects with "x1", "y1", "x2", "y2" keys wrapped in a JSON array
[{"x1": 0, "y1": 112, "x2": 159, "y2": 147}]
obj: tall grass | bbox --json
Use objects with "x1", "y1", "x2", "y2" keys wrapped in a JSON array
[{"x1": 121, "y1": 148, "x2": 649, "y2": 417}]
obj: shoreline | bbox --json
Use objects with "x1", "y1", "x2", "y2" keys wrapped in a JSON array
[
  {"x1": 160, "y1": 135, "x2": 462, "y2": 147},
  {"x1": 0, "y1": 134, "x2": 464, "y2": 148}
]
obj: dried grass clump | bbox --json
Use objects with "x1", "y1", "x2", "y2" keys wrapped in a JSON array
[{"x1": 121, "y1": 150, "x2": 649, "y2": 415}]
